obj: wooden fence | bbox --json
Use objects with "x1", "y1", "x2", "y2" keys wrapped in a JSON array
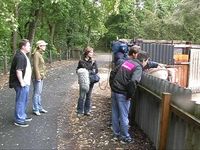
[{"x1": 131, "y1": 73, "x2": 200, "y2": 150}]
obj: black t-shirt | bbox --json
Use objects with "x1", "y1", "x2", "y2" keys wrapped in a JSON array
[{"x1": 9, "y1": 51, "x2": 27, "y2": 88}]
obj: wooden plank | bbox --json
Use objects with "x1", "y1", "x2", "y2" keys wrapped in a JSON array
[
  {"x1": 138, "y1": 84, "x2": 161, "y2": 101},
  {"x1": 159, "y1": 93, "x2": 171, "y2": 150},
  {"x1": 170, "y1": 104, "x2": 200, "y2": 128}
]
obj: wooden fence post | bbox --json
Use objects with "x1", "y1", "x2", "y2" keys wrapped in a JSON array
[{"x1": 159, "y1": 92, "x2": 171, "y2": 150}]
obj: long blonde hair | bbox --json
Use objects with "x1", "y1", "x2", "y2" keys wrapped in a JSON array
[{"x1": 32, "y1": 45, "x2": 42, "y2": 56}]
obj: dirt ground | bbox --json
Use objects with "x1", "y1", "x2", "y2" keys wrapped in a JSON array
[{"x1": 57, "y1": 63, "x2": 155, "y2": 150}]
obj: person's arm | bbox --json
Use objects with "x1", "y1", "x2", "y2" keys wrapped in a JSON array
[
  {"x1": 93, "y1": 61, "x2": 98, "y2": 74},
  {"x1": 33, "y1": 52, "x2": 41, "y2": 80},
  {"x1": 76, "y1": 60, "x2": 84, "y2": 73},
  {"x1": 147, "y1": 61, "x2": 159, "y2": 68},
  {"x1": 126, "y1": 65, "x2": 143, "y2": 99},
  {"x1": 77, "y1": 61, "x2": 81, "y2": 70},
  {"x1": 131, "y1": 65, "x2": 143, "y2": 83},
  {"x1": 16, "y1": 70, "x2": 25, "y2": 87},
  {"x1": 77, "y1": 60, "x2": 89, "y2": 75}
]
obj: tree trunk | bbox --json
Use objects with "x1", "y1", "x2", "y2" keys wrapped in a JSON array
[
  {"x1": 27, "y1": 8, "x2": 42, "y2": 46},
  {"x1": 3, "y1": 53, "x2": 8, "y2": 75},
  {"x1": 12, "y1": 3, "x2": 19, "y2": 55},
  {"x1": 49, "y1": 23, "x2": 55, "y2": 45},
  {"x1": 48, "y1": 23, "x2": 56, "y2": 63},
  {"x1": 27, "y1": 0, "x2": 43, "y2": 50},
  {"x1": 87, "y1": 25, "x2": 91, "y2": 45}
]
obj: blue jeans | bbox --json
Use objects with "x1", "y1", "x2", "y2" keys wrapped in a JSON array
[
  {"x1": 111, "y1": 91, "x2": 131, "y2": 139},
  {"x1": 32, "y1": 79, "x2": 44, "y2": 112},
  {"x1": 14, "y1": 85, "x2": 30, "y2": 123},
  {"x1": 77, "y1": 83, "x2": 94, "y2": 114}
]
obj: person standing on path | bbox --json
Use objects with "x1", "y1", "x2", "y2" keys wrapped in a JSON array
[
  {"x1": 32, "y1": 40, "x2": 48, "y2": 116},
  {"x1": 109, "y1": 50, "x2": 149, "y2": 144},
  {"x1": 9, "y1": 39, "x2": 32, "y2": 127},
  {"x1": 76, "y1": 46, "x2": 99, "y2": 117}
]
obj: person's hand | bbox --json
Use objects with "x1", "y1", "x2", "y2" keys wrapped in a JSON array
[
  {"x1": 126, "y1": 96, "x2": 132, "y2": 100},
  {"x1": 158, "y1": 63, "x2": 166, "y2": 68},
  {"x1": 126, "y1": 97, "x2": 132, "y2": 101},
  {"x1": 20, "y1": 80, "x2": 26, "y2": 87},
  {"x1": 37, "y1": 75, "x2": 42, "y2": 81}
]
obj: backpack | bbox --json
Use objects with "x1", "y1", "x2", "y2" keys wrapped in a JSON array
[{"x1": 109, "y1": 63, "x2": 121, "y2": 89}]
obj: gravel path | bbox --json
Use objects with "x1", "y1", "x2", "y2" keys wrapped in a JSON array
[{"x1": 0, "y1": 60, "x2": 78, "y2": 149}]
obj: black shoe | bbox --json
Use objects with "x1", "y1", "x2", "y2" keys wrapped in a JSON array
[
  {"x1": 14, "y1": 122, "x2": 29, "y2": 127},
  {"x1": 120, "y1": 137, "x2": 134, "y2": 144},
  {"x1": 25, "y1": 117, "x2": 32, "y2": 122},
  {"x1": 111, "y1": 135, "x2": 119, "y2": 142},
  {"x1": 84, "y1": 112, "x2": 92, "y2": 116}
]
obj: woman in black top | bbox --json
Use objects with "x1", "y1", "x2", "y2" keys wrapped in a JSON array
[{"x1": 76, "y1": 46, "x2": 98, "y2": 117}]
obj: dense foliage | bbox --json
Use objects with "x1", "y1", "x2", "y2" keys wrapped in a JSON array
[{"x1": 0, "y1": 0, "x2": 199, "y2": 68}]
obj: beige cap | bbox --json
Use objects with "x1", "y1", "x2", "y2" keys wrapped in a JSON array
[
  {"x1": 36, "y1": 40, "x2": 48, "y2": 47},
  {"x1": 132, "y1": 45, "x2": 141, "y2": 50}
]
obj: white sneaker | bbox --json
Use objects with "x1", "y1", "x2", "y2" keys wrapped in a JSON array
[
  {"x1": 33, "y1": 111, "x2": 41, "y2": 116},
  {"x1": 40, "y1": 109, "x2": 48, "y2": 113}
]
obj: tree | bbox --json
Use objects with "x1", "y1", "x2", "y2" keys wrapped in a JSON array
[{"x1": 166, "y1": 0, "x2": 200, "y2": 42}]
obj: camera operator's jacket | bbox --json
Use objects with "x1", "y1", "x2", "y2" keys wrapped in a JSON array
[{"x1": 110, "y1": 58, "x2": 143, "y2": 98}]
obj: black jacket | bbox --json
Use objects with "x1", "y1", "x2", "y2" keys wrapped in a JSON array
[
  {"x1": 77, "y1": 58, "x2": 98, "y2": 74},
  {"x1": 110, "y1": 58, "x2": 143, "y2": 97}
]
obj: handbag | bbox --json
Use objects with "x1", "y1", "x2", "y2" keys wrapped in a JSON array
[{"x1": 89, "y1": 73, "x2": 100, "y2": 83}]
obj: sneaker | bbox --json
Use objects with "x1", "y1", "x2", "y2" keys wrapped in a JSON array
[
  {"x1": 33, "y1": 111, "x2": 41, "y2": 116},
  {"x1": 25, "y1": 117, "x2": 32, "y2": 122},
  {"x1": 120, "y1": 137, "x2": 134, "y2": 144},
  {"x1": 84, "y1": 112, "x2": 92, "y2": 116},
  {"x1": 77, "y1": 113, "x2": 84, "y2": 117},
  {"x1": 14, "y1": 122, "x2": 29, "y2": 127},
  {"x1": 40, "y1": 109, "x2": 48, "y2": 113},
  {"x1": 111, "y1": 135, "x2": 119, "y2": 142}
]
